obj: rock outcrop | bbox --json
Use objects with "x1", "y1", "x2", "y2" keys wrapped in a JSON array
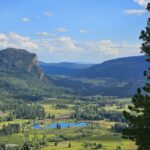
[{"x1": 0, "y1": 48, "x2": 44, "y2": 80}]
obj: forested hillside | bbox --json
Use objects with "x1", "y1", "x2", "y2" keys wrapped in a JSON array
[
  {"x1": 0, "y1": 48, "x2": 68, "y2": 101},
  {"x1": 76, "y1": 56, "x2": 148, "y2": 80}
]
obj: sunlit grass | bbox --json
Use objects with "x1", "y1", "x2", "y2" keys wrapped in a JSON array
[{"x1": 42, "y1": 104, "x2": 74, "y2": 116}]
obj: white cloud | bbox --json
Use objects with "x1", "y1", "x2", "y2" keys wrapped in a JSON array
[
  {"x1": 21, "y1": 17, "x2": 30, "y2": 23},
  {"x1": 0, "y1": 32, "x2": 140, "y2": 62},
  {"x1": 84, "y1": 40, "x2": 120, "y2": 55},
  {"x1": 82, "y1": 40, "x2": 140, "y2": 57},
  {"x1": 44, "y1": 11, "x2": 53, "y2": 16},
  {"x1": 124, "y1": 9, "x2": 146, "y2": 15},
  {"x1": 0, "y1": 33, "x2": 81, "y2": 53},
  {"x1": 134, "y1": 0, "x2": 150, "y2": 6},
  {"x1": 80, "y1": 29, "x2": 89, "y2": 34},
  {"x1": 58, "y1": 36, "x2": 82, "y2": 51},
  {"x1": 37, "y1": 38, "x2": 138, "y2": 56},
  {"x1": 57, "y1": 28, "x2": 68, "y2": 33},
  {"x1": 0, "y1": 34, "x2": 8, "y2": 41},
  {"x1": 37, "y1": 36, "x2": 83, "y2": 52},
  {"x1": 0, "y1": 32, "x2": 38, "y2": 50},
  {"x1": 123, "y1": 0, "x2": 149, "y2": 16},
  {"x1": 37, "y1": 32, "x2": 55, "y2": 37}
]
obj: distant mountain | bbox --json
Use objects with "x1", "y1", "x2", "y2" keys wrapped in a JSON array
[
  {"x1": 52, "y1": 56, "x2": 148, "y2": 97},
  {"x1": 40, "y1": 62, "x2": 93, "y2": 76},
  {"x1": 0, "y1": 48, "x2": 148, "y2": 99},
  {"x1": 40, "y1": 62, "x2": 93, "y2": 69},
  {"x1": 0, "y1": 48, "x2": 66, "y2": 101},
  {"x1": 76, "y1": 56, "x2": 148, "y2": 81}
]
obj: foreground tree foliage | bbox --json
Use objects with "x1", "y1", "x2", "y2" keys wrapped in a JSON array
[{"x1": 123, "y1": 3, "x2": 150, "y2": 150}]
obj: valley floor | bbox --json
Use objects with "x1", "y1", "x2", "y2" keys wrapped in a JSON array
[{"x1": 0, "y1": 98, "x2": 136, "y2": 150}]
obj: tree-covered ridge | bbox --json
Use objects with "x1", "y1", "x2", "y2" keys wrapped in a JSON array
[
  {"x1": 0, "y1": 71, "x2": 67, "y2": 101},
  {"x1": 0, "y1": 48, "x2": 70, "y2": 101},
  {"x1": 76, "y1": 56, "x2": 148, "y2": 80},
  {"x1": 40, "y1": 62, "x2": 93, "y2": 76}
]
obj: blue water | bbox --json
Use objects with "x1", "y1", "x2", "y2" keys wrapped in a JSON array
[
  {"x1": 33, "y1": 124, "x2": 41, "y2": 129},
  {"x1": 33, "y1": 122, "x2": 88, "y2": 129}
]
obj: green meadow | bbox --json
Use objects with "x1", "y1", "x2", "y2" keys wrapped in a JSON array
[{"x1": 0, "y1": 98, "x2": 136, "y2": 150}]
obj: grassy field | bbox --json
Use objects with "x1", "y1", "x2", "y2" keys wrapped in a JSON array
[
  {"x1": 42, "y1": 140, "x2": 135, "y2": 150},
  {"x1": 0, "y1": 98, "x2": 136, "y2": 150},
  {"x1": 42, "y1": 104, "x2": 74, "y2": 117},
  {"x1": 40, "y1": 120, "x2": 136, "y2": 150},
  {"x1": 0, "y1": 122, "x2": 136, "y2": 150}
]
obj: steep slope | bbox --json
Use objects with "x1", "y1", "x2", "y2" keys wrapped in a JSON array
[
  {"x1": 77, "y1": 56, "x2": 148, "y2": 81},
  {"x1": 0, "y1": 48, "x2": 44, "y2": 80},
  {"x1": 0, "y1": 48, "x2": 66, "y2": 101}
]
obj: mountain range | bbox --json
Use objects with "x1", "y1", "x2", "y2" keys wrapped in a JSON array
[
  {"x1": 40, "y1": 55, "x2": 147, "y2": 81},
  {"x1": 40, "y1": 55, "x2": 147, "y2": 97},
  {"x1": 0, "y1": 48, "x2": 148, "y2": 99},
  {"x1": 76, "y1": 56, "x2": 148, "y2": 81},
  {"x1": 40, "y1": 62, "x2": 93, "y2": 76}
]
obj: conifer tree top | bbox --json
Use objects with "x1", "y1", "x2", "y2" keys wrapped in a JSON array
[{"x1": 147, "y1": 3, "x2": 150, "y2": 11}]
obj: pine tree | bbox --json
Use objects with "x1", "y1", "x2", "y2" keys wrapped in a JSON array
[
  {"x1": 68, "y1": 142, "x2": 71, "y2": 148},
  {"x1": 123, "y1": 3, "x2": 150, "y2": 150},
  {"x1": 22, "y1": 142, "x2": 30, "y2": 150}
]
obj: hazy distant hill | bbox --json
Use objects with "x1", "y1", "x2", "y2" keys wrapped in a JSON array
[
  {"x1": 0, "y1": 48, "x2": 66, "y2": 101},
  {"x1": 52, "y1": 56, "x2": 148, "y2": 97},
  {"x1": 40, "y1": 62, "x2": 93, "y2": 76},
  {"x1": 76, "y1": 56, "x2": 148, "y2": 81}
]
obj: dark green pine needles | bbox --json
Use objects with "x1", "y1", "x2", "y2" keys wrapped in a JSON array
[{"x1": 123, "y1": 3, "x2": 150, "y2": 150}]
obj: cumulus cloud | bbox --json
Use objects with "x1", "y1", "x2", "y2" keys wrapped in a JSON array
[
  {"x1": 0, "y1": 34, "x2": 8, "y2": 41},
  {"x1": 44, "y1": 11, "x2": 53, "y2": 16},
  {"x1": 0, "y1": 32, "x2": 38, "y2": 50},
  {"x1": 21, "y1": 17, "x2": 30, "y2": 23},
  {"x1": 58, "y1": 36, "x2": 82, "y2": 51},
  {"x1": 57, "y1": 28, "x2": 68, "y2": 33},
  {"x1": 82, "y1": 40, "x2": 139, "y2": 56},
  {"x1": 80, "y1": 29, "x2": 89, "y2": 34},
  {"x1": 84, "y1": 40, "x2": 120, "y2": 55},
  {"x1": 124, "y1": 9, "x2": 146, "y2": 15},
  {"x1": 37, "y1": 36, "x2": 83, "y2": 52},
  {"x1": 123, "y1": 0, "x2": 149, "y2": 16},
  {"x1": 134, "y1": 0, "x2": 149, "y2": 6},
  {"x1": 0, "y1": 32, "x2": 82, "y2": 52},
  {"x1": 37, "y1": 32, "x2": 55, "y2": 37},
  {"x1": 0, "y1": 32, "x2": 140, "y2": 62}
]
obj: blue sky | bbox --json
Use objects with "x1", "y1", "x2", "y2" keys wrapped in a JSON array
[{"x1": 0, "y1": 0, "x2": 149, "y2": 63}]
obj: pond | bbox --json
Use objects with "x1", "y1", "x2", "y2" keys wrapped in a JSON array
[{"x1": 33, "y1": 122, "x2": 88, "y2": 129}]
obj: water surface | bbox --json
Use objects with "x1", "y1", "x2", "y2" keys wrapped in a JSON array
[{"x1": 33, "y1": 122, "x2": 88, "y2": 129}]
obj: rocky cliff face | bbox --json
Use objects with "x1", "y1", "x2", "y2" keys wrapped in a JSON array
[{"x1": 0, "y1": 48, "x2": 44, "y2": 80}]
